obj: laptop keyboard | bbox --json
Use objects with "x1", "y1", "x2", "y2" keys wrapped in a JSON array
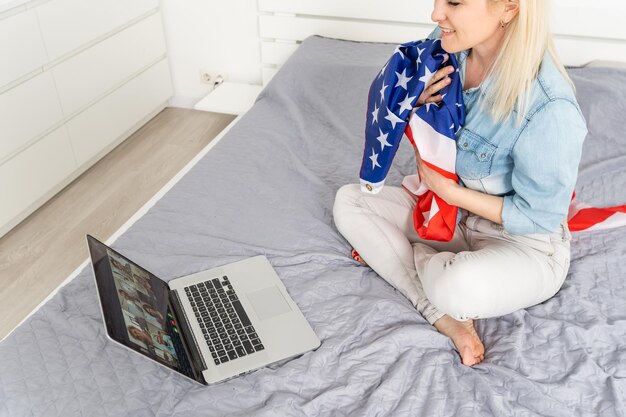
[{"x1": 185, "y1": 275, "x2": 265, "y2": 366}]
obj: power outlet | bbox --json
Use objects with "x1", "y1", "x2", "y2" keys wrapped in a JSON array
[{"x1": 200, "y1": 69, "x2": 226, "y2": 87}]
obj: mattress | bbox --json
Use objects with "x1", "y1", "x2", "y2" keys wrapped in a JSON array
[{"x1": 1, "y1": 35, "x2": 624, "y2": 417}]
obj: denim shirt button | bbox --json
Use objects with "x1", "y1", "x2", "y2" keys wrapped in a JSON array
[
  {"x1": 463, "y1": 142, "x2": 468, "y2": 148},
  {"x1": 480, "y1": 153, "x2": 486, "y2": 158}
]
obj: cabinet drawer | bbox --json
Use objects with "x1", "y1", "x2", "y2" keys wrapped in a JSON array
[
  {"x1": 0, "y1": 125, "x2": 76, "y2": 227},
  {"x1": 0, "y1": 9, "x2": 47, "y2": 88},
  {"x1": 36, "y1": 0, "x2": 158, "y2": 61},
  {"x1": 0, "y1": 71, "x2": 64, "y2": 161},
  {"x1": 67, "y1": 58, "x2": 172, "y2": 166},
  {"x1": 51, "y1": 13, "x2": 166, "y2": 117}
]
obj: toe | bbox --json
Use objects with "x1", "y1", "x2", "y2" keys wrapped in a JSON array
[{"x1": 460, "y1": 347, "x2": 475, "y2": 366}]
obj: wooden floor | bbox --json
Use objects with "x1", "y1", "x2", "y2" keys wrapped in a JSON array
[{"x1": 0, "y1": 108, "x2": 235, "y2": 341}]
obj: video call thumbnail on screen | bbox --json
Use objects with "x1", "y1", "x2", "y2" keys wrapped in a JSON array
[{"x1": 107, "y1": 249, "x2": 180, "y2": 367}]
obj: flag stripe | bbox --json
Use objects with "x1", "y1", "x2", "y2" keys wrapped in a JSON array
[
  {"x1": 568, "y1": 205, "x2": 626, "y2": 231},
  {"x1": 407, "y1": 116, "x2": 457, "y2": 173}
]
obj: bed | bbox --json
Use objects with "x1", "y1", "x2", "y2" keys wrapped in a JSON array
[{"x1": 1, "y1": 27, "x2": 626, "y2": 417}]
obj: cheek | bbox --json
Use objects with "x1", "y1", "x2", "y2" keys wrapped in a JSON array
[{"x1": 443, "y1": 24, "x2": 496, "y2": 52}]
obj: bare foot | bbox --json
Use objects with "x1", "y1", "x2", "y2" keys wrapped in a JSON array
[
  {"x1": 351, "y1": 248, "x2": 368, "y2": 266},
  {"x1": 433, "y1": 315, "x2": 485, "y2": 366}
]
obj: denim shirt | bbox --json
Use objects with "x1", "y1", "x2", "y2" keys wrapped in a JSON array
[{"x1": 429, "y1": 28, "x2": 588, "y2": 235}]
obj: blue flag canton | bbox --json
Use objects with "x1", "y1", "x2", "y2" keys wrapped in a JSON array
[{"x1": 360, "y1": 38, "x2": 465, "y2": 185}]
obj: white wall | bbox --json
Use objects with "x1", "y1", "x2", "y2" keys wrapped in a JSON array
[{"x1": 159, "y1": 0, "x2": 261, "y2": 108}]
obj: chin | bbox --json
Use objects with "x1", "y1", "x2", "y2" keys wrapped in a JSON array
[{"x1": 440, "y1": 38, "x2": 463, "y2": 54}]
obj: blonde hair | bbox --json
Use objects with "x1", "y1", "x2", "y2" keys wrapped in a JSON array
[{"x1": 481, "y1": 0, "x2": 574, "y2": 126}]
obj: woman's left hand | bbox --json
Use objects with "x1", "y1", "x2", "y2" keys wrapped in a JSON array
[{"x1": 414, "y1": 147, "x2": 460, "y2": 205}]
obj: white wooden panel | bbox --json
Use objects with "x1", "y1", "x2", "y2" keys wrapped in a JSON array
[
  {"x1": 586, "y1": 60, "x2": 626, "y2": 69},
  {"x1": 260, "y1": 41, "x2": 299, "y2": 66},
  {"x1": 260, "y1": 0, "x2": 626, "y2": 41},
  {"x1": 259, "y1": 16, "x2": 626, "y2": 68},
  {"x1": 0, "y1": 125, "x2": 76, "y2": 227},
  {"x1": 259, "y1": 15, "x2": 430, "y2": 44},
  {"x1": 36, "y1": 0, "x2": 158, "y2": 61},
  {"x1": 262, "y1": 67, "x2": 278, "y2": 85},
  {"x1": 67, "y1": 59, "x2": 172, "y2": 166},
  {"x1": 260, "y1": 34, "x2": 626, "y2": 68},
  {"x1": 0, "y1": 0, "x2": 25, "y2": 15},
  {"x1": 259, "y1": 0, "x2": 431, "y2": 24},
  {"x1": 552, "y1": 0, "x2": 626, "y2": 41},
  {"x1": 555, "y1": 37, "x2": 626, "y2": 67},
  {"x1": 52, "y1": 13, "x2": 166, "y2": 117},
  {"x1": 0, "y1": 9, "x2": 47, "y2": 88},
  {"x1": 0, "y1": 71, "x2": 63, "y2": 161}
]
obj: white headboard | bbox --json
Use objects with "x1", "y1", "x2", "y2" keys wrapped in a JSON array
[{"x1": 257, "y1": 0, "x2": 626, "y2": 85}]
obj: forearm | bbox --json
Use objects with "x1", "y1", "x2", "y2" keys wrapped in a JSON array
[
  {"x1": 448, "y1": 185, "x2": 504, "y2": 225},
  {"x1": 413, "y1": 150, "x2": 505, "y2": 224}
]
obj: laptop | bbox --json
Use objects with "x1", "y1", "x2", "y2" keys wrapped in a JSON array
[{"x1": 86, "y1": 234, "x2": 321, "y2": 385}]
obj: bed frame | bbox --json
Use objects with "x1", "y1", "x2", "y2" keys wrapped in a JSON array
[{"x1": 257, "y1": 0, "x2": 626, "y2": 84}]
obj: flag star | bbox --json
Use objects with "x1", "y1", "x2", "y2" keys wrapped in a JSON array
[
  {"x1": 423, "y1": 198, "x2": 440, "y2": 227},
  {"x1": 371, "y1": 103, "x2": 379, "y2": 125},
  {"x1": 369, "y1": 148, "x2": 382, "y2": 170},
  {"x1": 450, "y1": 123, "x2": 454, "y2": 130},
  {"x1": 455, "y1": 102, "x2": 462, "y2": 107},
  {"x1": 424, "y1": 101, "x2": 439, "y2": 112},
  {"x1": 379, "y1": 81, "x2": 388, "y2": 103},
  {"x1": 394, "y1": 68, "x2": 413, "y2": 90},
  {"x1": 397, "y1": 92, "x2": 417, "y2": 114},
  {"x1": 384, "y1": 107, "x2": 405, "y2": 130},
  {"x1": 419, "y1": 66, "x2": 436, "y2": 85},
  {"x1": 441, "y1": 93, "x2": 447, "y2": 100},
  {"x1": 417, "y1": 46, "x2": 426, "y2": 64},
  {"x1": 376, "y1": 128, "x2": 391, "y2": 151},
  {"x1": 378, "y1": 61, "x2": 389, "y2": 78}
]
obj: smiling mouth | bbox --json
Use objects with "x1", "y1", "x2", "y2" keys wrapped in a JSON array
[{"x1": 440, "y1": 27, "x2": 456, "y2": 34}]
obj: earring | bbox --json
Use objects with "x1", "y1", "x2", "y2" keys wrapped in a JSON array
[{"x1": 500, "y1": 20, "x2": 506, "y2": 28}]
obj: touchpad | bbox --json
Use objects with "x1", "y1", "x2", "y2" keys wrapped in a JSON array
[{"x1": 246, "y1": 286, "x2": 292, "y2": 320}]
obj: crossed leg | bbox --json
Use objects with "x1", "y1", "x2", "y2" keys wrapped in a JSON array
[{"x1": 334, "y1": 184, "x2": 485, "y2": 365}]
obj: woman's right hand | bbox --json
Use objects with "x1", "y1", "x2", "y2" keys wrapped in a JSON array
[{"x1": 415, "y1": 56, "x2": 456, "y2": 107}]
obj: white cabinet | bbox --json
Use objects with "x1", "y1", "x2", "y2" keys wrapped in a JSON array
[
  {"x1": 0, "y1": 126, "x2": 76, "y2": 228},
  {"x1": 35, "y1": 0, "x2": 158, "y2": 61},
  {"x1": 0, "y1": 9, "x2": 47, "y2": 87},
  {"x1": 0, "y1": 71, "x2": 64, "y2": 161},
  {"x1": 68, "y1": 59, "x2": 172, "y2": 166},
  {"x1": 51, "y1": 12, "x2": 167, "y2": 117},
  {"x1": 0, "y1": 1, "x2": 172, "y2": 237}
]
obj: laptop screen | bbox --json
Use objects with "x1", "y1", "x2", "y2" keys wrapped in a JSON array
[{"x1": 86, "y1": 235, "x2": 195, "y2": 379}]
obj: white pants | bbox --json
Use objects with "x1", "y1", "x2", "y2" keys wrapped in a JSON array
[{"x1": 333, "y1": 184, "x2": 571, "y2": 325}]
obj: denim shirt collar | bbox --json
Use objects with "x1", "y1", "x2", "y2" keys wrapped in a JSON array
[{"x1": 454, "y1": 48, "x2": 485, "y2": 113}]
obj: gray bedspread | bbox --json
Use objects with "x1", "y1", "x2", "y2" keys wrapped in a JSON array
[{"x1": 1, "y1": 35, "x2": 624, "y2": 417}]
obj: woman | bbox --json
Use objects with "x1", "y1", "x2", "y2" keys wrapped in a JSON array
[
  {"x1": 333, "y1": 0, "x2": 587, "y2": 366},
  {"x1": 142, "y1": 303, "x2": 164, "y2": 325},
  {"x1": 128, "y1": 325, "x2": 153, "y2": 346}
]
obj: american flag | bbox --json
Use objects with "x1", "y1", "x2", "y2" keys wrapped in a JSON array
[
  {"x1": 568, "y1": 192, "x2": 626, "y2": 232},
  {"x1": 359, "y1": 38, "x2": 465, "y2": 241},
  {"x1": 359, "y1": 39, "x2": 626, "y2": 239}
]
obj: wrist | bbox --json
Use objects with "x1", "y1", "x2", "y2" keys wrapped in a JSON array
[{"x1": 446, "y1": 182, "x2": 463, "y2": 206}]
